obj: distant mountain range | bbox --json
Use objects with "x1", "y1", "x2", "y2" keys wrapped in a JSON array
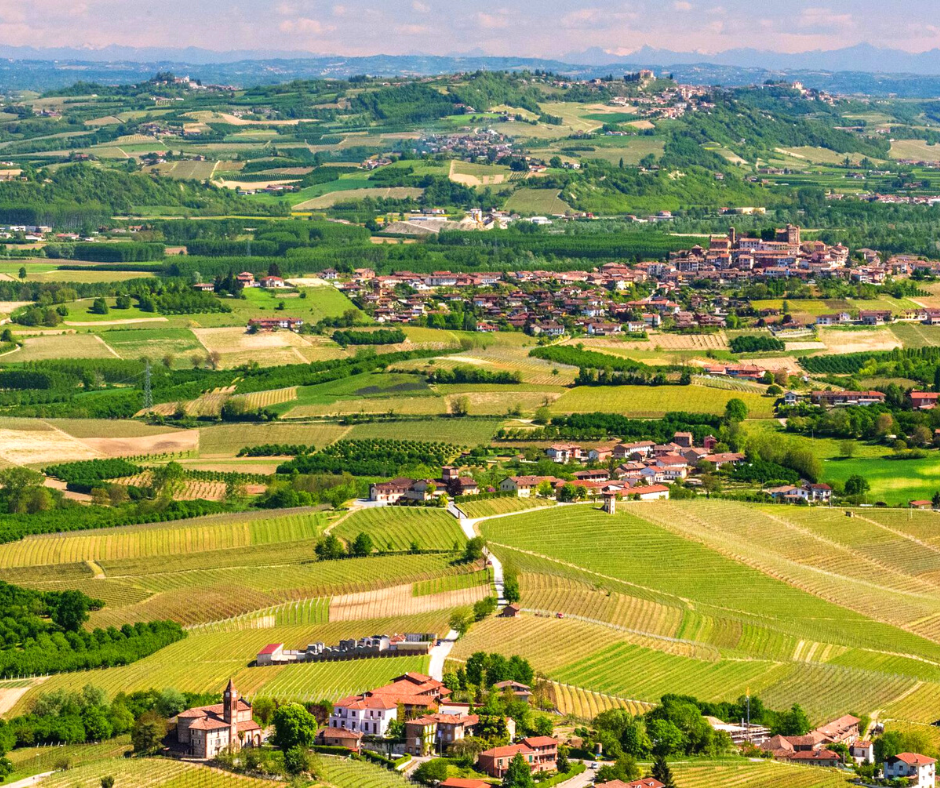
[
  {"x1": 562, "y1": 43, "x2": 940, "y2": 75},
  {"x1": 6, "y1": 42, "x2": 940, "y2": 76},
  {"x1": 4, "y1": 46, "x2": 940, "y2": 97}
]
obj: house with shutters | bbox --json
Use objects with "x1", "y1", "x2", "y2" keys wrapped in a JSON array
[
  {"x1": 884, "y1": 753, "x2": 936, "y2": 787},
  {"x1": 477, "y1": 737, "x2": 558, "y2": 778}
]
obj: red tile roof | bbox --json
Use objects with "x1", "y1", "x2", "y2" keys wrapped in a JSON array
[{"x1": 891, "y1": 752, "x2": 937, "y2": 766}]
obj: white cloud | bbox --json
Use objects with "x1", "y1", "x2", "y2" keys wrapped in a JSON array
[
  {"x1": 411, "y1": 0, "x2": 430, "y2": 11},
  {"x1": 674, "y1": 1, "x2": 693, "y2": 10},
  {"x1": 279, "y1": 17, "x2": 332, "y2": 34},
  {"x1": 477, "y1": 11, "x2": 510, "y2": 29},
  {"x1": 332, "y1": 4, "x2": 345, "y2": 15},
  {"x1": 560, "y1": 8, "x2": 603, "y2": 29},
  {"x1": 797, "y1": 7, "x2": 854, "y2": 30}
]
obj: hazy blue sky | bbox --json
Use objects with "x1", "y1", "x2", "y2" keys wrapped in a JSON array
[{"x1": 7, "y1": 0, "x2": 940, "y2": 56}]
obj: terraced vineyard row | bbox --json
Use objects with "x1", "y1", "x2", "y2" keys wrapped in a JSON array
[
  {"x1": 333, "y1": 506, "x2": 466, "y2": 552},
  {"x1": 10, "y1": 616, "x2": 449, "y2": 714},
  {"x1": 413, "y1": 570, "x2": 491, "y2": 596},
  {"x1": 550, "y1": 682, "x2": 654, "y2": 720},
  {"x1": 317, "y1": 756, "x2": 411, "y2": 787},
  {"x1": 330, "y1": 582, "x2": 489, "y2": 621},
  {"x1": 459, "y1": 496, "x2": 557, "y2": 518},
  {"x1": 672, "y1": 760, "x2": 853, "y2": 788},
  {"x1": 90, "y1": 554, "x2": 464, "y2": 627},
  {"x1": 252, "y1": 655, "x2": 430, "y2": 702},
  {"x1": 39, "y1": 758, "x2": 272, "y2": 787},
  {"x1": 0, "y1": 509, "x2": 330, "y2": 567}
]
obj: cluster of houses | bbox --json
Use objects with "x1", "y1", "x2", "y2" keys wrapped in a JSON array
[
  {"x1": 757, "y1": 713, "x2": 937, "y2": 785},
  {"x1": 256, "y1": 633, "x2": 436, "y2": 665},
  {"x1": 193, "y1": 271, "x2": 288, "y2": 292},
  {"x1": 324, "y1": 224, "x2": 926, "y2": 332},
  {"x1": 322, "y1": 672, "x2": 560, "y2": 779},
  {"x1": 369, "y1": 466, "x2": 479, "y2": 504}
]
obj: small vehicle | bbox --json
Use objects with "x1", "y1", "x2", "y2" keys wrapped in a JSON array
[{"x1": 556, "y1": 612, "x2": 565, "y2": 619}]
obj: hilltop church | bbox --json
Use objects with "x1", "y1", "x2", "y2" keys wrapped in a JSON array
[{"x1": 176, "y1": 680, "x2": 264, "y2": 759}]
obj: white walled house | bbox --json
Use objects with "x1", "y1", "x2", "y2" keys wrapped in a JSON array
[
  {"x1": 884, "y1": 753, "x2": 936, "y2": 788},
  {"x1": 329, "y1": 696, "x2": 398, "y2": 737}
]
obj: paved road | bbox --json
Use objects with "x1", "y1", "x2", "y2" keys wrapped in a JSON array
[
  {"x1": 458, "y1": 516, "x2": 505, "y2": 604},
  {"x1": 428, "y1": 629, "x2": 459, "y2": 681},
  {"x1": 557, "y1": 764, "x2": 600, "y2": 787}
]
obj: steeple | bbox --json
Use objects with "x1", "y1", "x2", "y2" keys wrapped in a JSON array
[{"x1": 223, "y1": 679, "x2": 238, "y2": 724}]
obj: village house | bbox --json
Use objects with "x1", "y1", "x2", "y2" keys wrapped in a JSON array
[
  {"x1": 851, "y1": 739, "x2": 874, "y2": 765},
  {"x1": 500, "y1": 476, "x2": 562, "y2": 497},
  {"x1": 315, "y1": 727, "x2": 362, "y2": 752},
  {"x1": 259, "y1": 275, "x2": 287, "y2": 288},
  {"x1": 910, "y1": 391, "x2": 940, "y2": 410},
  {"x1": 765, "y1": 483, "x2": 833, "y2": 504},
  {"x1": 405, "y1": 712, "x2": 480, "y2": 756},
  {"x1": 884, "y1": 753, "x2": 936, "y2": 788},
  {"x1": 329, "y1": 695, "x2": 398, "y2": 736},
  {"x1": 546, "y1": 443, "x2": 584, "y2": 464},
  {"x1": 440, "y1": 780, "x2": 491, "y2": 788},
  {"x1": 811, "y1": 390, "x2": 886, "y2": 408},
  {"x1": 477, "y1": 737, "x2": 558, "y2": 778},
  {"x1": 176, "y1": 680, "x2": 263, "y2": 759},
  {"x1": 247, "y1": 317, "x2": 304, "y2": 332},
  {"x1": 492, "y1": 680, "x2": 532, "y2": 703},
  {"x1": 596, "y1": 780, "x2": 665, "y2": 788}
]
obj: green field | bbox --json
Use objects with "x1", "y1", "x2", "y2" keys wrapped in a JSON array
[
  {"x1": 581, "y1": 137, "x2": 666, "y2": 165},
  {"x1": 464, "y1": 500, "x2": 940, "y2": 722},
  {"x1": 99, "y1": 327, "x2": 202, "y2": 362},
  {"x1": 504, "y1": 188, "x2": 575, "y2": 215},
  {"x1": 550, "y1": 384, "x2": 775, "y2": 418}
]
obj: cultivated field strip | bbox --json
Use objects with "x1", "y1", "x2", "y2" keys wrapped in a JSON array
[
  {"x1": 672, "y1": 760, "x2": 853, "y2": 788},
  {"x1": 251, "y1": 655, "x2": 430, "y2": 703},
  {"x1": 0, "y1": 510, "x2": 330, "y2": 567},
  {"x1": 37, "y1": 758, "x2": 274, "y2": 788},
  {"x1": 329, "y1": 582, "x2": 490, "y2": 621},
  {"x1": 86, "y1": 554, "x2": 467, "y2": 628},
  {"x1": 317, "y1": 756, "x2": 411, "y2": 787},
  {"x1": 459, "y1": 497, "x2": 557, "y2": 518},
  {"x1": 634, "y1": 501, "x2": 940, "y2": 644},
  {"x1": 332, "y1": 507, "x2": 466, "y2": 552},
  {"x1": 9, "y1": 616, "x2": 448, "y2": 715},
  {"x1": 550, "y1": 682, "x2": 655, "y2": 720}
]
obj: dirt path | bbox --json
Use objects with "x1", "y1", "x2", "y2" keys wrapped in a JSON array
[{"x1": 94, "y1": 334, "x2": 121, "y2": 358}]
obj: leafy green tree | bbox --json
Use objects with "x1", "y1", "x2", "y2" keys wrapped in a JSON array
[
  {"x1": 271, "y1": 704, "x2": 318, "y2": 751},
  {"x1": 350, "y1": 532, "x2": 373, "y2": 557},
  {"x1": 502, "y1": 752, "x2": 535, "y2": 787},
  {"x1": 449, "y1": 609, "x2": 473, "y2": 637},
  {"x1": 844, "y1": 475, "x2": 870, "y2": 497},
  {"x1": 652, "y1": 756, "x2": 677, "y2": 788},
  {"x1": 774, "y1": 704, "x2": 811, "y2": 736},
  {"x1": 48, "y1": 590, "x2": 93, "y2": 632},
  {"x1": 464, "y1": 536, "x2": 486, "y2": 563},
  {"x1": 283, "y1": 745, "x2": 317, "y2": 775},
  {"x1": 314, "y1": 534, "x2": 345, "y2": 561},
  {"x1": 100, "y1": 778, "x2": 114, "y2": 788},
  {"x1": 89, "y1": 298, "x2": 109, "y2": 315},
  {"x1": 596, "y1": 754, "x2": 641, "y2": 783},
  {"x1": 131, "y1": 711, "x2": 166, "y2": 755},
  {"x1": 155, "y1": 688, "x2": 187, "y2": 718},
  {"x1": 724, "y1": 398, "x2": 748, "y2": 423},
  {"x1": 253, "y1": 696, "x2": 275, "y2": 726},
  {"x1": 414, "y1": 758, "x2": 449, "y2": 785},
  {"x1": 647, "y1": 718, "x2": 685, "y2": 757}
]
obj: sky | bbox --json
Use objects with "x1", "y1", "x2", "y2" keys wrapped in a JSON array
[{"x1": 5, "y1": 0, "x2": 940, "y2": 57}]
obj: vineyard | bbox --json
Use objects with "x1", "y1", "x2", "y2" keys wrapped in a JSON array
[
  {"x1": 329, "y1": 581, "x2": 489, "y2": 621},
  {"x1": 317, "y1": 756, "x2": 411, "y2": 788},
  {"x1": 551, "y1": 385, "x2": 775, "y2": 418},
  {"x1": 550, "y1": 682, "x2": 654, "y2": 720},
  {"x1": 333, "y1": 506, "x2": 467, "y2": 552},
  {"x1": 85, "y1": 553, "x2": 466, "y2": 628},
  {"x1": 278, "y1": 438, "x2": 463, "y2": 477},
  {"x1": 0, "y1": 509, "x2": 330, "y2": 567},
  {"x1": 197, "y1": 422, "x2": 350, "y2": 457},
  {"x1": 9, "y1": 616, "x2": 447, "y2": 714},
  {"x1": 250, "y1": 655, "x2": 430, "y2": 702},
  {"x1": 230, "y1": 387, "x2": 298, "y2": 411},
  {"x1": 458, "y1": 497, "x2": 557, "y2": 518},
  {"x1": 413, "y1": 570, "x2": 491, "y2": 596},
  {"x1": 33, "y1": 757, "x2": 275, "y2": 788},
  {"x1": 671, "y1": 760, "x2": 853, "y2": 788}
]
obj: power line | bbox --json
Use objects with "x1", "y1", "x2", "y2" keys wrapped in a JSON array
[{"x1": 143, "y1": 360, "x2": 153, "y2": 410}]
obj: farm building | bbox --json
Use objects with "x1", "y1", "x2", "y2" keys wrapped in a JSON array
[{"x1": 248, "y1": 317, "x2": 304, "y2": 332}]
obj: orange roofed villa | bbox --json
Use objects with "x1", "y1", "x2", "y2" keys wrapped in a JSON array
[{"x1": 176, "y1": 680, "x2": 264, "y2": 759}]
